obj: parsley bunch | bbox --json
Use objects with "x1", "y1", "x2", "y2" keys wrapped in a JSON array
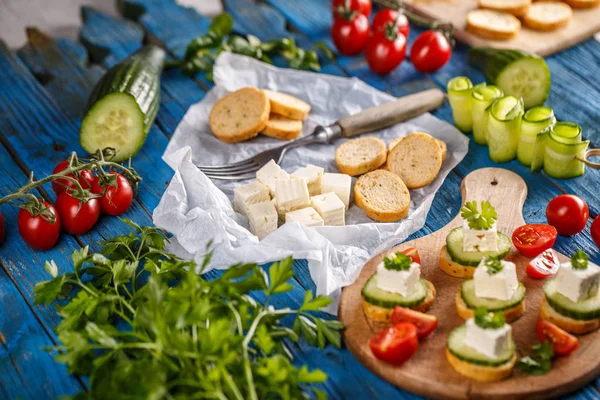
[
  {"x1": 460, "y1": 200, "x2": 498, "y2": 230},
  {"x1": 571, "y1": 249, "x2": 589, "y2": 270},
  {"x1": 517, "y1": 341, "x2": 554, "y2": 375},
  {"x1": 474, "y1": 307, "x2": 505, "y2": 329},
  {"x1": 34, "y1": 220, "x2": 342, "y2": 400},
  {"x1": 383, "y1": 252, "x2": 413, "y2": 271}
]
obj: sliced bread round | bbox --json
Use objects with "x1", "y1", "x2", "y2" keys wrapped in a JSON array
[
  {"x1": 467, "y1": 9, "x2": 521, "y2": 41},
  {"x1": 479, "y1": 0, "x2": 531, "y2": 17},
  {"x1": 562, "y1": 0, "x2": 599, "y2": 9},
  {"x1": 438, "y1": 139, "x2": 448, "y2": 163},
  {"x1": 335, "y1": 137, "x2": 387, "y2": 176},
  {"x1": 524, "y1": 2, "x2": 572, "y2": 31},
  {"x1": 262, "y1": 115, "x2": 303, "y2": 140},
  {"x1": 387, "y1": 132, "x2": 443, "y2": 189},
  {"x1": 354, "y1": 170, "x2": 410, "y2": 222},
  {"x1": 264, "y1": 90, "x2": 311, "y2": 120},
  {"x1": 209, "y1": 87, "x2": 270, "y2": 143}
]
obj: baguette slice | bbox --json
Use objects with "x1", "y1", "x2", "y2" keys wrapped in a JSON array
[
  {"x1": 354, "y1": 170, "x2": 411, "y2": 222},
  {"x1": 455, "y1": 290, "x2": 526, "y2": 323},
  {"x1": 467, "y1": 9, "x2": 521, "y2": 41},
  {"x1": 390, "y1": 137, "x2": 447, "y2": 163},
  {"x1": 446, "y1": 349, "x2": 516, "y2": 382},
  {"x1": 439, "y1": 246, "x2": 476, "y2": 279},
  {"x1": 539, "y1": 298, "x2": 600, "y2": 334},
  {"x1": 264, "y1": 90, "x2": 311, "y2": 120},
  {"x1": 562, "y1": 0, "x2": 599, "y2": 9},
  {"x1": 479, "y1": 0, "x2": 532, "y2": 17},
  {"x1": 387, "y1": 132, "x2": 443, "y2": 189},
  {"x1": 336, "y1": 137, "x2": 387, "y2": 176},
  {"x1": 262, "y1": 115, "x2": 303, "y2": 140},
  {"x1": 525, "y1": 2, "x2": 572, "y2": 31}
]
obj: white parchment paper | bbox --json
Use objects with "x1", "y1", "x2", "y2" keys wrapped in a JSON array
[{"x1": 154, "y1": 53, "x2": 469, "y2": 313}]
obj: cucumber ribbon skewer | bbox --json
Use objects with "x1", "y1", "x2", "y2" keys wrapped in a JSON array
[
  {"x1": 544, "y1": 123, "x2": 590, "y2": 179},
  {"x1": 472, "y1": 85, "x2": 503, "y2": 145},
  {"x1": 518, "y1": 106, "x2": 556, "y2": 167},
  {"x1": 487, "y1": 96, "x2": 524, "y2": 163},
  {"x1": 447, "y1": 77, "x2": 475, "y2": 133}
]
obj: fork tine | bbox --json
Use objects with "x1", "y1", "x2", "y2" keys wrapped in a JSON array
[
  {"x1": 196, "y1": 158, "x2": 258, "y2": 170},
  {"x1": 203, "y1": 172, "x2": 258, "y2": 181},
  {"x1": 198, "y1": 161, "x2": 261, "y2": 174},
  {"x1": 201, "y1": 163, "x2": 263, "y2": 178}
]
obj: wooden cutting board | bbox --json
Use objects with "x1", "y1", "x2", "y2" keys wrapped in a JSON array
[
  {"x1": 403, "y1": 0, "x2": 600, "y2": 56},
  {"x1": 339, "y1": 168, "x2": 600, "y2": 400}
]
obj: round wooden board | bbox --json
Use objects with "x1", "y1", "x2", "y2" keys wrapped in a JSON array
[{"x1": 339, "y1": 168, "x2": 600, "y2": 399}]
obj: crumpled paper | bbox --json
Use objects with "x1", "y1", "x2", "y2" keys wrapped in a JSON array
[{"x1": 154, "y1": 53, "x2": 469, "y2": 313}]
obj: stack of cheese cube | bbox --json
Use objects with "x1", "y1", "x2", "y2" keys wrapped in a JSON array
[{"x1": 233, "y1": 160, "x2": 352, "y2": 240}]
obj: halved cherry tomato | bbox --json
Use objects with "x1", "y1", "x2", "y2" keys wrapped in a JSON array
[
  {"x1": 332, "y1": 0, "x2": 372, "y2": 17},
  {"x1": 369, "y1": 323, "x2": 418, "y2": 365},
  {"x1": 56, "y1": 193, "x2": 101, "y2": 235},
  {"x1": 410, "y1": 30, "x2": 452, "y2": 73},
  {"x1": 591, "y1": 215, "x2": 600, "y2": 249},
  {"x1": 331, "y1": 12, "x2": 370, "y2": 56},
  {"x1": 512, "y1": 224, "x2": 557, "y2": 257},
  {"x1": 91, "y1": 173, "x2": 134, "y2": 216},
  {"x1": 51, "y1": 160, "x2": 94, "y2": 195},
  {"x1": 391, "y1": 307, "x2": 438, "y2": 339},
  {"x1": 546, "y1": 194, "x2": 589, "y2": 236},
  {"x1": 536, "y1": 319, "x2": 579, "y2": 356},
  {"x1": 18, "y1": 201, "x2": 61, "y2": 250},
  {"x1": 371, "y1": 9, "x2": 410, "y2": 39},
  {"x1": 402, "y1": 247, "x2": 421, "y2": 264},
  {"x1": 526, "y1": 249, "x2": 560, "y2": 279}
]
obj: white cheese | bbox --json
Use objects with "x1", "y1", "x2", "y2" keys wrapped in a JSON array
[
  {"x1": 474, "y1": 259, "x2": 519, "y2": 301},
  {"x1": 247, "y1": 201, "x2": 278, "y2": 240},
  {"x1": 285, "y1": 207, "x2": 324, "y2": 227},
  {"x1": 321, "y1": 173, "x2": 352, "y2": 209},
  {"x1": 275, "y1": 178, "x2": 310, "y2": 215},
  {"x1": 291, "y1": 165, "x2": 324, "y2": 196},
  {"x1": 376, "y1": 258, "x2": 420, "y2": 297},
  {"x1": 555, "y1": 261, "x2": 600, "y2": 303},
  {"x1": 310, "y1": 192, "x2": 345, "y2": 226},
  {"x1": 233, "y1": 180, "x2": 271, "y2": 216},
  {"x1": 462, "y1": 218, "x2": 498, "y2": 252},
  {"x1": 256, "y1": 159, "x2": 290, "y2": 196},
  {"x1": 465, "y1": 318, "x2": 512, "y2": 359}
]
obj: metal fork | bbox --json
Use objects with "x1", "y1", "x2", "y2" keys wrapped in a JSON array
[{"x1": 199, "y1": 88, "x2": 445, "y2": 180}]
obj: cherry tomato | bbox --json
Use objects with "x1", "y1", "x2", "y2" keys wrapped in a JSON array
[
  {"x1": 56, "y1": 193, "x2": 101, "y2": 235},
  {"x1": 410, "y1": 30, "x2": 452, "y2": 73},
  {"x1": 591, "y1": 216, "x2": 600, "y2": 248},
  {"x1": 365, "y1": 30, "x2": 407, "y2": 75},
  {"x1": 0, "y1": 212, "x2": 4, "y2": 245},
  {"x1": 371, "y1": 9, "x2": 410, "y2": 39},
  {"x1": 526, "y1": 249, "x2": 560, "y2": 279},
  {"x1": 332, "y1": 0, "x2": 372, "y2": 17},
  {"x1": 18, "y1": 201, "x2": 61, "y2": 250},
  {"x1": 391, "y1": 307, "x2": 438, "y2": 339},
  {"x1": 546, "y1": 194, "x2": 589, "y2": 236},
  {"x1": 369, "y1": 323, "x2": 418, "y2": 365},
  {"x1": 402, "y1": 247, "x2": 421, "y2": 265},
  {"x1": 91, "y1": 173, "x2": 134, "y2": 216},
  {"x1": 512, "y1": 224, "x2": 558, "y2": 258},
  {"x1": 331, "y1": 13, "x2": 370, "y2": 56},
  {"x1": 51, "y1": 160, "x2": 94, "y2": 195},
  {"x1": 536, "y1": 319, "x2": 579, "y2": 356}
]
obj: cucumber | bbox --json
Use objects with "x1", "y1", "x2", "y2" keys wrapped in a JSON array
[
  {"x1": 544, "y1": 279, "x2": 600, "y2": 321},
  {"x1": 447, "y1": 77, "x2": 475, "y2": 133},
  {"x1": 530, "y1": 128, "x2": 548, "y2": 172},
  {"x1": 80, "y1": 45, "x2": 166, "y2": 162},
  {"x1": 471, "y1": 85, "x2": 503, "y2": 145},
  {"x1": 550, "y1": 122, "x2": 582, "y2": 145},
  {"x1": 361, "y1": 275, "x2": 429, "y2": 309},
  {"x1": 487, "y1": 96, "x2": 524, "y2": 163},
  {"x1": 446, "y1": 227, "x2": 511, "y2": 267},
  {"x1": 468, "y1": 48, "x2": 551, "y2": 109},
  {"x1": 461, "y1": 280, "x2": 526, "y2": 311},
  {"x1": 517, "y1": 106, "x2": 555, "y2": 167},
  {"x1": 447, "y1": 325, "x2": 515, "y2": 367},
  {"x1": 544, "y1": 123, "x2": 589, "y2": 179}
]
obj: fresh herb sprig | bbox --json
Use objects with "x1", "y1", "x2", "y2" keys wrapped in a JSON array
[
  {"x1": 571, "y1": 250, "x2": 589, "y2": 270},
  {"x1": 517, "y1": 341, "x2": 554, "y2": 375},
  {"x1": 383, "y1": 252, "x2": 413, "y2": 271},
  {"x1": 35, "y1": 220, "x2": 342, "y2": 400},
  {"x1": 483, "y1": 256, "x2": 503, "y2": 275},
  {"x1": 461, "y1": 200, "x2": 498, "y2": 230},
  {"x1": 474, "y1": 307, "x2": 505, "y2": 329}
]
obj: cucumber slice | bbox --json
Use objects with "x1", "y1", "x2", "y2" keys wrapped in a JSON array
[
  {"x1": 487, "y1": 96, "x2": 524, "y2": 163},
  {"x1": 447, "y1": 325, "x2": 515, "y2": 367},
  {"x1": 544, "y1": 279, "x2": 600, "y2": 321},
  {"x1": 461, "y1": 280, "x2": 526, "y2": 311},
  {"x1": 471, "y1": 85, "x2": 503, "y2": 145},
  {"x1": 530, "y1": 129, "x2": 549, "y2": 172},
  {"x1": 446, "y1": 227, "x2": 511, "y2": 267},
  {"x1": 361, "y1": 275, "x2": 428, "y2": 309},
  {"x1": 447, "y1": 77, "x2": 475, "y2": 133},
  {"x1": 517, "y1": 106, "x2": 555, "y2": 167},
  {"x1": 544, "y1": 134, "x2": 589, "y2": 179}
]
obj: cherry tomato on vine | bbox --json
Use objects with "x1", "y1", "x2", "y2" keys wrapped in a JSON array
[
  {"x1": 0, "y1": 211, "x2": 5, "y2": 245},
  {"x1": 526, "y1": 249, "x2": 560, "y2": 279},
  {"x1": 410, "y1": 30, "x2": 452, "y2": 73},
  {"x1": 56, "y1": 193, "x2": 101, "y2": 235},
  {"x1": 546, "y1": 194, "x2": 589, "y2": 236},
  {"x1": 591, "y1": 216, "x2": 600, "y2": 248},
  {"x1": 536, "y1": 319, "x2": 579, "y2": 356},
  {"x1": 369, "y1": 323, "x2": 418, "y2": 365},
  {"x1": 365, "y1": 29, "x2": 407, "y2": 74},
  {"x1": 18, "y1": 200, "x2": 61, "y2": 250},
  {"x1": 91, "y1": 173, "x2": 134, "y2": 216},
  {"x1": 331, "y1": 0, "x2": 372, "y2": 17},
  {"x1": 512, "y1": 224, "x2": 557, "y2": 258},
  {"x1": 371, "y1": 9, "x2": 410, "y2": 39},
  {"x1": 391, "y1": 307, "x2": 437, "y2": 339},
  {"x1": 331, "y1": 12, "x2": 370, "y2": 56},
  {"x1": 51, "y1": 160, "x2": 94, "y2": 195}
]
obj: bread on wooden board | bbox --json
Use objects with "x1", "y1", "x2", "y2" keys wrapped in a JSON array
[
  {"x1": 387, "y1": 132, "x2": 443, "y2": 190},
  {"x1": 362, "y1": 280, "x2": 436, "y2": 324},
  {"x1": 264, "y1": 90, "x2": 311, "y2": 120},
  {"x1": 539, "y1": 298, "x2": 600, "y2": 334},
  {"x1": 439, "y1": 246, "x2": 476, "y2": 278},
  {"x1": 354, "y1": 170, "x2": 411, "y2": 222},
  {"x1": 446, "y1": 349, "x2": 517, "y2": 382},
  {"x1": 455, "y1": 290, "x2": 526, "y2": 323},
  {"x1": 479, "y1": 0, "x2": 532, "y2": 17},
  {"x1": 209, "y1": 87, "x2": 270, "y2": 143},
  {"x1": 467, "y1": 9, "x2": 521, "y2": 41},
  {"x1": 389, "y1": 137, "x2": 447, "y2": 163},
  {"x1": 525, "y1": 2, "x2": 572, "y2": 31},
  {"x1": 262, "y1": 115, "x2": 303, "y2": 140},
  {"x1": 336, "y1": 137, "x2": 387, "y2": 176},
  {"x1": 562, "y1": 0, "x2": 600, "y2": 9}
]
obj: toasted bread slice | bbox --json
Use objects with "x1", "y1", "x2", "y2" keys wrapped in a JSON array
[
  {"x1": 263, "y1": 90, "x2": 311, "y2": 120},
  {"x1": 262, "y1": 115, "x2": 303, "y2": 140},
  {"x1": 390, "y1": 137, "x2": 446, "y2": 162},
  {"x1": 354, "y1": 170, "x2": 411, "y2": 222},
  {"x1": 388, "y1": 137, "x2": 403, "y2": 152},
  {"x1": 439, "y1": 246, "x2": 475, "y2": 279},
  {"x1": 335, "y1": 137, "x2": 387, "y2": 176},
  {"x1": 446, "y1": 349, "x2": 516, "y2": 382},
  {"x1": 479, "y1": 0, "x2": 531, "y2": 17},
  {"x1": 539, "y1": 298, "x2": 600, "y2": 335},
  {"x1": 467, "y1": 9, "x2": 521, "y2": 41},
  {"x1": 209, "y1": 87, "x2": 270, "y2": 143},
  {"x1": 455, "y1": 290, "x2": 526, "y2": 323},
  {"x1": 438, "y1": 139, "x2": 448, "y2": 163},
  {"x1": 563, "y1": 0, "x2": 599, "y2": 9},
  {"x1": 524, "y1": 2, "x2": 572, "y2": 31},
  {"x1": 387, "y1": 132, "x2": 443, "y2": 189}
]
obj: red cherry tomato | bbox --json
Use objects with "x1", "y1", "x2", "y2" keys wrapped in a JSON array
[
  {"x1": 365, "y1": 30, "x2": 407, "y2": 75},
  {"x1": 18, "y1": 201, "x2": 61, "y2": 250},
  {"x1": 402, "y1": 247, "x2": 421, "y2": 265},
  {"x1": 369, "y1": 323, "x2": 419, "y2": 365},
  {"x1": 332, "y1": 0, "x2": 372, "y2": 17},
  {"x1": 91, "y1": 173, "x2": 134, "y2": 216},
  {"x1": 546, "y1": 194, "x2": 589, "y2": 236},
  {"x1": 371, "y1": 9, "x2": 410, "y2": 39},
  {"x1": 0, "y1": 211, "x2": 4, "y2": 245},
  {"x1": 51, "y1": 160, "x2": 94, "y2": 195},
  {"x1": 410, "y1": 30, "x2": 452, "y2": 73},
  {"x1": 512, "y1": 224, "x2": 557, "y2": 258},
  {"x1": 56, "y1": 193, "x2": 101, "y2": 235},
  {"x1": 536, "y1": 319, "x2": 579, "y2": 356},
  {"x1": 526, "y1": 249, "x2": 560, "y2": 279},
  {"x1": 331, "y1": 13, "x2": 370, "y2": 56},
  {"x1": 391, "y1": 307, "x2": 438, "y2": 339},
  {"x1": 591, "y1": 216, "x2": 600, "y2": 248}
]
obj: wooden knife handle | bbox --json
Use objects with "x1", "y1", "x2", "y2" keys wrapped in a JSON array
[{"x1": 336, "y1": 88, "x2": 446, "y2": 138}]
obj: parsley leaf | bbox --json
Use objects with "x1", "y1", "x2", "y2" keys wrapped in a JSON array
[
  {"x1": 460, "y1": 200, "x2": 498, "y2": 230},
  {"x1": 383, "y1": 252, "x2": 413, "y2": 271},
  {"x1": 474, "y1": 307, "x2": 505, "y2": 329},
  {"x1": 517, "y1": 341, "x2": 554, "y2": 375},
  {"x1": 571, "y1": 249, "x2": 589, "y2": 270},
  {"x1": 483, "y1": 256, "x2": 503, "y2": 275}
]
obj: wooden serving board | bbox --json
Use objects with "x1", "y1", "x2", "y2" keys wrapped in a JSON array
[
  {"x1": 339, "y1": 168, "x2": 600, "y2": 400},
  {"x1": 404, "y1": 0, "x2": 600, "y2": 56}
]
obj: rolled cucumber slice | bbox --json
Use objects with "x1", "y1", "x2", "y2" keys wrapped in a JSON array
[
  {"x1": 543, "y1": 123, "x2": 589, "y2": 179},
  {"x1": 530, "y1": 128, "x2": 549, "y2": 172},
  {"x1": 517, "y1": 106, "x2": 555, "y2": 167},
  {"x1": 447, "y1": 325, "x2": 515, "y2": 367},
  {"x1": 446, "y1": 227, "x2": 511, "y2": 267},
  {"x1": 447, "y1": 77, "x2": 475, "y2": 133},
  {"x1": 461, "y1": 280, "x2": 526, "y2": 311},
  {"x1": 544, "y1": 279, "x2": 600, "y2": 321},
  {"x1": 361, "y1": 275, "x2": 428, "y2": 309},
  {"x1": 471, "y1": 85, "x2": 503, "y2": 145},
  {"x1": 487, "y1": 96, "x2": 524, "y2": 163},
  {"x1": 550, "y1": 122, "x2": 582, "y2": 145}
]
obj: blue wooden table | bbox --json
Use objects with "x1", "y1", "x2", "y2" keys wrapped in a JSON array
[{"x1": 0, "y1": 0, "x2": 599, "y2": 398}]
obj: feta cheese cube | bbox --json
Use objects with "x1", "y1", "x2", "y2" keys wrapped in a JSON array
[
  {"x1": 555, "y1": 261, "x2": 600, "y2": 303},
  {"x1": 462, "y1": 219, "x2": 498, "y2": 252},
  {"x1": 275, "y1": 178, "x2": 310, "y2": 214},
  {"x1": 311, "y1": 192, "x2": 345, "y2": 226},
  {"x1": 465, "y1": 318, "x2": 512, "y2": 359},
  {"x1": 285, "y1": 207, "x2": 324, "y2": 227},
  {"x1": 247, "y1": 201, "x2": 278, "y2": 240},
  {"x1": 376, "y1": 258, "x2": 421, "y2": 297},
  {"x1": 321, "y1": 173, "x2": 352, "y2": 209},
  {"x1": 256, "y1": 160, "x2": 290, "y2": 196},
  {"x1": 474, "y1": 260, "x2": 519, "y2": 301},
  {"x1": 292, "y1": 164, "x2": 324, "y2": 196},
  {"x1": 233, "y1": 180, "x2": 270, "y2": 216}
]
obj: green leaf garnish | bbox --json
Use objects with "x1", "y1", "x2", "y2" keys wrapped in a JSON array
[
  {"x1": 461, "y1": 200, "x2": 498, "y2": 230},
  {"x1": 474, "y1": 307, "x2": 505, "y2": 329},
  {"x1": 383, "y1": 252, "x2": 413, "y2": 271},
  {"x1": 483, "y1": 256, "x2": 503, "y2": 275},
  {"x1": 571, "y1": 250, "x2": 589, "y2": 270},
  {"x1": 516, "y1": 341, "x2": 554, "y2": 375}
]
